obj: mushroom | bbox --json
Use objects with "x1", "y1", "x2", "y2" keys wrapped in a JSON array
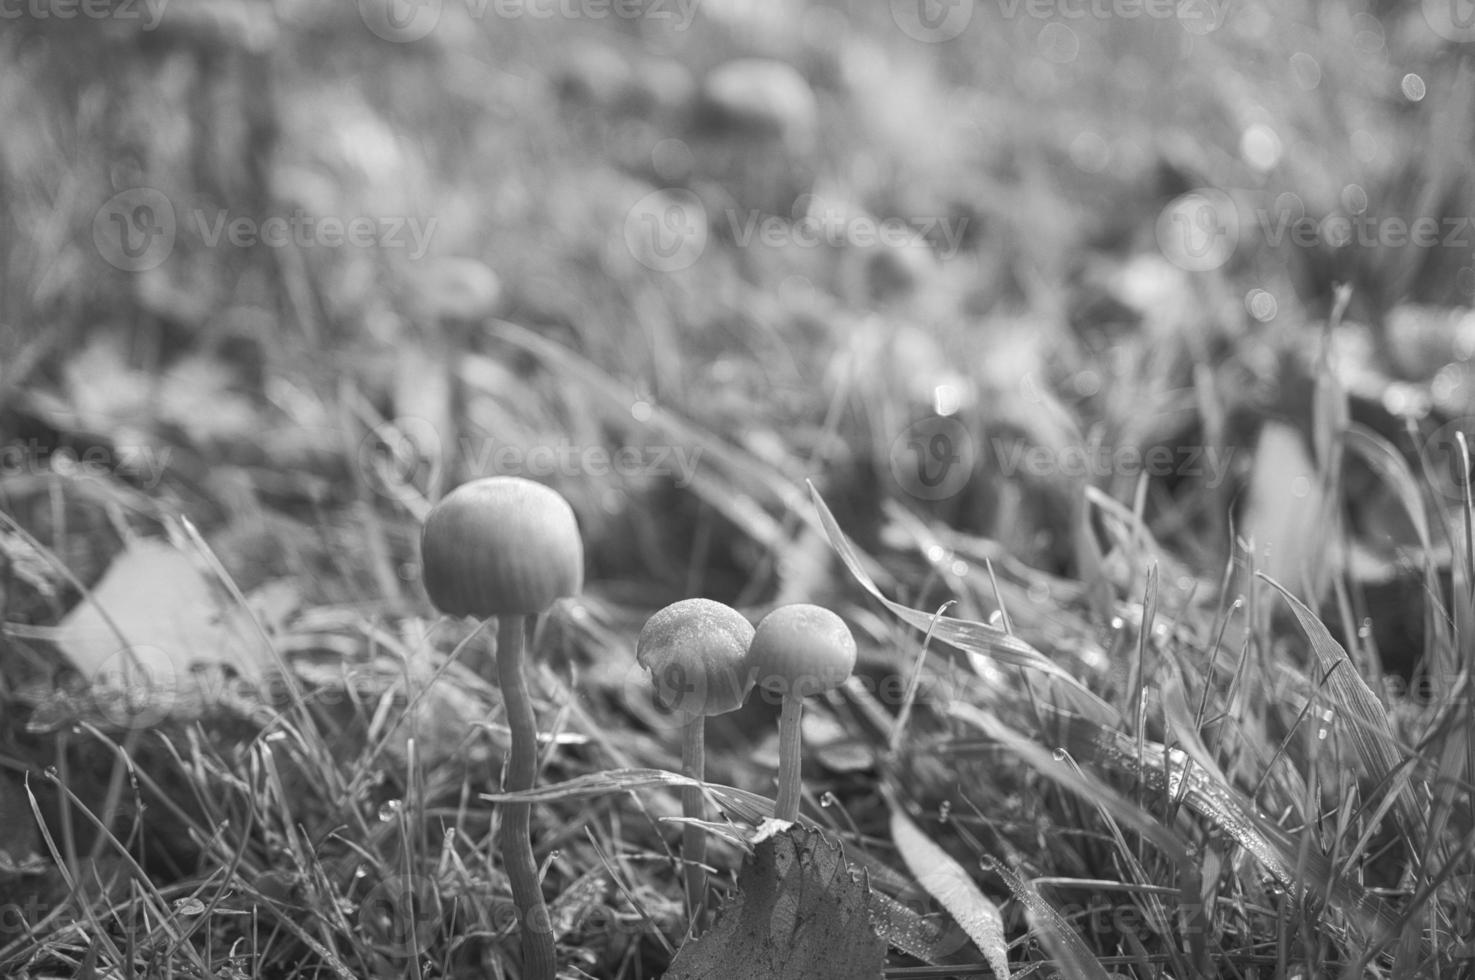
[
  {"x1": 636, "y1": 598, "x2": 755, "y2": 921},
  {"x1": 747, "y1": 604, "x2": 856, "y2": 823},
  {"x1": 420, "y1": 476, "x2": 582, "y2": 980}
]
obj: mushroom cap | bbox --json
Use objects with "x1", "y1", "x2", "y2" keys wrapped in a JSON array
[
  {"x1": 636, "y1": 598, "x2": 755, "y2": 718},
  {"x1": 420, "y1": 477, "x2": 584, "y2": 619},
  {"x1": 748, "y1": 604, "x2": 856, "y2": 699}
]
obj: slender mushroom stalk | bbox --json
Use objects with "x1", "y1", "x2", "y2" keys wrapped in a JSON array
[
  {"x1": 747, "y1": 604, "x2": 856, "y2": 823},
  {"x1": 636, "y1": 598, "x2": 755, "y2": 925},
  {"x1": 420, "y1": 476, "x2": 583, "y2": 980}
]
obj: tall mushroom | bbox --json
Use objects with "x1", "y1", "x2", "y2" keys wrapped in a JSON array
[
  {"x1": 636, "y1": 598, "x2": 755, "y2": 922},
  {"x1": 747, "y1": 604, "x2": 856, "y2": 823},
  {"x1": 420, "y1": 476, "x2": 582, "y2": 980}
]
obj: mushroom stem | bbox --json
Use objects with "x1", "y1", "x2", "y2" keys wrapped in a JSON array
[
  {"x1": 495, "y1": 616, "x2": 556, "y2": 980},
  {"x1": 680, "y1": 716, "x2": 708, "y2": 924},
  {"x1": 774, "y1": 695, "x2": 804, "y2": 822}
]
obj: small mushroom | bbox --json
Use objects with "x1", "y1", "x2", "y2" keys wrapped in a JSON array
[
  {"x1": 747, "y1": 604, "x2": 856, "y2": 823},
  {"x1": 420, "y1": 476, "x2": 583, "y2": 980},
  {"x1": 636, "y1": 598, "x2": 755, "y2": 921}
]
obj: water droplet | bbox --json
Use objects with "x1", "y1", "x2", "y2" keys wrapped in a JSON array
[
  {"x1": 43, "y1": 766, "x2": 58, "y2": 779},
  {"x1": 174, "y1": 897, "x2": 206, "y2": 916},
  {"x1": 378, "y1": 800, "x2": 403, "y2": 822},
  {"x1": 354, "y1": 866, "x2": 369, "y2": 879},
  {"x1": 937, "y1": 801, "x2": 951, "y2": 823},
  {"x1": 820, "y1": 791, "x2": 837, "y2": 808},
  {"x1": 1052, "y1": 748, "x2": 1068, "y2": 762},
  {"x1": 1316, "y1": 728, "x2": 1329, "y2": 740}
]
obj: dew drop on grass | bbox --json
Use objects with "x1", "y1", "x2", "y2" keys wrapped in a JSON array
[
  {"x1": 174, "y1": 897, "x2": 206, "y2": 916},
  {"x1": 378, "y1": 800, "x2": 403, "y2": 822},
  {"x1": 820, "y1": 791, "x2": 837, "y2": 808},
  {"x1": 43, "y1": 766, "x2": 58, "y2": 779},
  {"x1": 354, "y1": 866, "x2": 368, "y2": 879},
  {"x1": 1052, "y1": 748, "x2": 1068, "y2": 762},
  {"x1": 937, "y1": 801, "x2": 951, "y2": 823}
]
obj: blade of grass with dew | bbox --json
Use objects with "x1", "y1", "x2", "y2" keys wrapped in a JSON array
[
  {"x1": 947, "y1": 703, "x2": 1198, "y2": 912},
  {"x1": 1342, "y1": 423, "x2": 1453, "y2": 672},
  {"x1": 953, "y1": 701, "x2": 1403, "y2": 937},
  {"x1": 887, "y1": 797, "x2": 1009, "y2": 978},
  {"x1": 1259, "y1": 574, "x2": 1433, "y2": 853},
  {"x1": 1048, "y1": 705, "x2": 1403, "y2": 938},
  {"x1": 984, "y1": 856, "x2": 1115, "y2": 980},
  {"x1": 809, "y1": 482, "x2": 1118, "y2": 725},
  {"x1": 481, "y1": 768, "x2": 769, "y2": 817},
  {"x1": 866, "y1": 888, "x2": 975, "y2": 965}
]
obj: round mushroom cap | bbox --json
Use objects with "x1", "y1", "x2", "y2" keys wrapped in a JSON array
[
  {"x1": 420, "y1": 477, "x2": 584, "y2": 619},
  {"x1": 637, "y1": 598, "x2": 755, "y2": 719},
  {"x1": 748, "y1": 604, "x2": 856, "y2": 699}
]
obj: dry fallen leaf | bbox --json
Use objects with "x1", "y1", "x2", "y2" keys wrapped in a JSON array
[
  {"x1": 35, "y1": 539, "x2": 280, "y2": 726},
  {"x1": 663, "y1": 824, "x2": 885, "y2": 980}
]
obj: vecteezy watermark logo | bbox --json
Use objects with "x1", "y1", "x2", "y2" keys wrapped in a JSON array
[
  {"x1": 93, "y1": 188, "x2": 176, "y2": 272},
  {"x1": 621, "y1": 659, "x2": 745, "y2": 731},
  {"x1": 191, "y1": 209, "x2": 438, "y2": 260},
  {"x1": 889, "y1": 417, "x2": 975, "y2": 501},
  {"x1": 1, "y1": 440, "x2": 174, "y2": 489},
  {"x1": 0, "y1": 0, "x2": 170, "y2": 29},
  {"x1": 1156, "y1": 188, "x2": 1238, "y2": 272},
  {"x1": 357, "y1": 0, "x2": 441, "y2": 41},
  {"x1": 891, "y1": 0, "x2": 974, "y2": 41},
  {"x1": 1255, "y1": 208, "x2": 1475, "y2": 251},
  {"x1": 1175, "y1": 0, "x2": 1226, "y2": 33},
  {"x1": 1424, "y1": 0, "x2": 1475, "y2": 42},
  {"x1": 992, "y1": 0, "x2": 1224, "y2": 31},
  {"x1": 725, "y1": 206, "x2": 969, "y2": 259},
  {"x1": 1424, "y1": 417, "x2": 1475, "y2": 502},
  {"x1": 623, "y1": 189, "x2": 708, "y2": 272},
  {"x1": 358, "y1": 419, "x2": 707, "y2": 493},
  {"x1": 359, "y1": 874, "x2": 442, "y2": 955},
  {"x1": 357, "y1": 417, "x2": 444, "y2": 505},
  {"x1": 990, "y1": 439, "x2": 1236, "y2": 488},
  {"x1": 90, "y1": 645, "x2": 181, "y2": 729},
  {"x1": 358, "y1": 0, "x2": 699, "y2": 42}
]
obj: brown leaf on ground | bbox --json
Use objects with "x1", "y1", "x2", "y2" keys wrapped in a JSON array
[{"x1": 663, "y1": 824, "x2": 885, "y2": 980}]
